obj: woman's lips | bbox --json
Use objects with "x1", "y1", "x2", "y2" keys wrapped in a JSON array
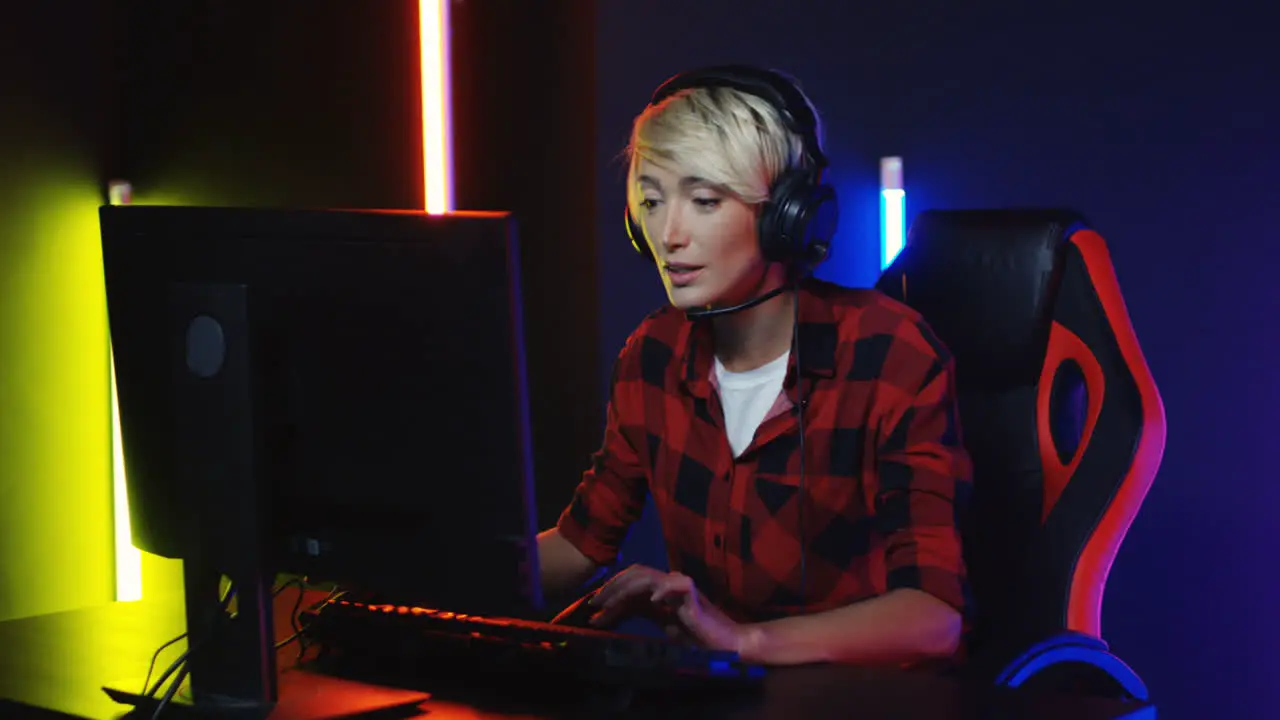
[{"x1": 666, "y1": 264, "x2": 704, "y2": 286}]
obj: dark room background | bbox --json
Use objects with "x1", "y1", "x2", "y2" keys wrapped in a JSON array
[{"x1": 1, "y1": 1, "x2": 1273, "y2": 719}]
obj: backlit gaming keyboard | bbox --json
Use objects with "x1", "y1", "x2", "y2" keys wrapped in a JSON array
[{"x1": 300, "y1": 598, "x2": 766, "y2": 690}]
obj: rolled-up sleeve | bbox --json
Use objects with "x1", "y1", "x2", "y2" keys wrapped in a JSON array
[
  {"x1": 874, "y1": 319, "x2": 972, "y2": 615},
  {"x1": 556, "y1": 356, "x2": 649, "y2": 567}
]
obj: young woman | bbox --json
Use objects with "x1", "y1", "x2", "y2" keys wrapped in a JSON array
[{"x1": 537, "y1": 65, "x2": 971, "y2": 667}]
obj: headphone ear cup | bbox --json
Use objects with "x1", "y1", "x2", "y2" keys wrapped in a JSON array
[
  {"x1": 758, "y1": 170, "x2": 812, "y2": 264},
  {"x1": 758, "y1": 173, "x2": 840, "y2": 269},
  {"x1": 801, "y1": 183, "x2": 839, "y2": 267},
  {"x1": 625, "y1": 206, "x2": 654, "y2": 261}
]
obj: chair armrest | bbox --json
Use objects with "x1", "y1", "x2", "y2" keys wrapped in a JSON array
[{"x1": 994, "y1": 631, "x2": 1149, "y2": 702}]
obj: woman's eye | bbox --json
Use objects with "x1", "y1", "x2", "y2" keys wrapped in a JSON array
[{"x1": 693, "y1": 197, "x2": 721, "y2": 209}]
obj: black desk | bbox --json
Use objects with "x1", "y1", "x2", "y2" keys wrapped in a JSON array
[{"x1": 0, "y1": 599, "x2": 1156, "y2": 719}]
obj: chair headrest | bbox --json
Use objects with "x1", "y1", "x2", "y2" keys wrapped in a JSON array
[{"x1": 875, "y1": 209, "x2": 1088, "y2": 388}]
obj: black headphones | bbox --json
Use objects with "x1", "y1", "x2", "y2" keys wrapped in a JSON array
[{"x1": 623, "y1": 65, "x2": 839, "y2": 274}]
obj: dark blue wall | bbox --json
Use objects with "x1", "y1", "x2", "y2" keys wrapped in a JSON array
[{"x1": 594, "y1": 2, "x2": 1278, "y2": 718}]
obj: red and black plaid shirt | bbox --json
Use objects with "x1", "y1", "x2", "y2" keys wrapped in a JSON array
[{"x1": 557, "y1": 278, "x2": 972, "y2": 624}]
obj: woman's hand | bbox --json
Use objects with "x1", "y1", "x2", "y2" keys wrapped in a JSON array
[{"x1": 589, "y1": 565, "x2": 746, "y2": 653}]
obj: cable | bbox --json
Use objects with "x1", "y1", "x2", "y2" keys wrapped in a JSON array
[
  {"x1": 150, "y1": 660, "x2": 191, "y2": 720},
  {"x1": 140, "y1": 631, "x2": 186, "y2": 698},
  {"x1": 272, "y1": 577, "x2": 308, "y2": 662},
  {"x1": 276, "y1": 584, "x2": 345, "y2": 663},
  {"x1": 142, "y1": 582, "x2": 237, "y2": 698},
  {"x1": 141, "y1": 577, "x2": 303, "y2": 698},
  {"x1": 141, "y1": 575, "x2": 311, "y2": 717},
  {"x1": 792, "y1": 286, "x2": 808, "y2": 603},
  {"x1": 145, "y1": 645, "x2": 193, "y2": 700}
]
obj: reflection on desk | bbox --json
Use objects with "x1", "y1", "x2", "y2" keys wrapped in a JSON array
[{"x1": 0, "y1": 595, "x2": 1156, "y2": 720}]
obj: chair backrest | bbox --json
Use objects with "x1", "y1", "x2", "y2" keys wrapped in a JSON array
[{"x1": 875, "y1": 209, "x2": 1166, "y2": 659}]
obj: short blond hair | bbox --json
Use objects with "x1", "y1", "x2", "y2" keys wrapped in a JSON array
[{"x1": 625, "y1": 85, "x2": 808, "y2": 216}]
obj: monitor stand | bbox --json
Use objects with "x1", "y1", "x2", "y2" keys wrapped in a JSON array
[{"x1": 104, "y1": 282, "x2": 277, "y2": 718}]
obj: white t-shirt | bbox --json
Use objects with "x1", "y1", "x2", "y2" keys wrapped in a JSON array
[{"x1": 713, "y1": 350, "x2": 790, "y2": 457}]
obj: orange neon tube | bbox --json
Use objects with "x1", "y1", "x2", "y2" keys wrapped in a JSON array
[{"x1": 419, "y1": 0, "x2": 453, "y2": 213}]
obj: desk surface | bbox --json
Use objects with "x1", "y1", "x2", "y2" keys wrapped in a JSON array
[{"x1": 0, "y1": 597, "x2": 1155, "y2": 720}]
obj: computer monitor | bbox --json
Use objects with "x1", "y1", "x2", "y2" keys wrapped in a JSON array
[{"x1": 101, "y1": 205, "x2": 543, "y2": 708}]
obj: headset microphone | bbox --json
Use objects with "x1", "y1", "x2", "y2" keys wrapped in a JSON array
[
  {"x1": 681, "y1": 238, "x2": 830, "y2": 320},
  {"x1": 683, "y1": 285, "x2": 788, "y2": 319},
  {"x1": 683, "y1": 258, "x2": 788, "y2": 320}
]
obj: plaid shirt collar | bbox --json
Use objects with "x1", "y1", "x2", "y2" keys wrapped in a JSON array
[{"x1": 676, "y1": 279, "x2": 839, "y2": 403}]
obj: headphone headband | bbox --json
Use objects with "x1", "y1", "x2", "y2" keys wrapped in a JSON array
[{"x1": 648, "y1": 65, "x2": 829, "y2": 172}]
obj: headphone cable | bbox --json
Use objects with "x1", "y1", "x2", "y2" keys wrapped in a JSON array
[{"x1": 792, "y1": 286, "x2": 808, "y2": 607}]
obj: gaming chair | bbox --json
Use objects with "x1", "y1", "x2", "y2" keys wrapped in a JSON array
[{"x1": 875, "y1": 209, "x2": 1165, "y2": 701}]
